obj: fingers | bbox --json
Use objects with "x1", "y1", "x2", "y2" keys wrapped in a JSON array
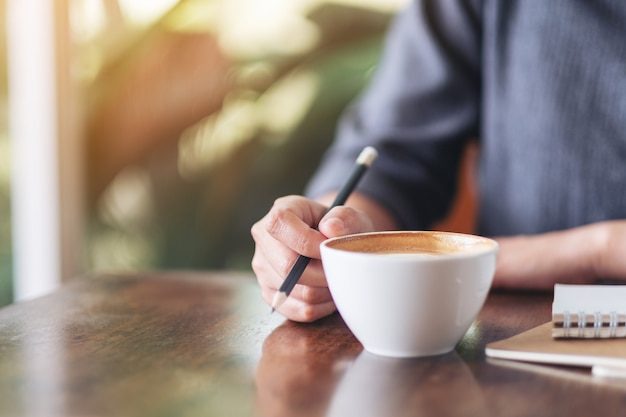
[
  {"x1": 251, "y1": 195, "x2": 376, "y2": 322},
  {"x1": 254, "y1": 255, "x2": 333, "y2": 318},
  {"x1": 260, "y1": 278, "x2": 337, "y2": 323},
  {"x1": 318, "y1": 205, "x2": 376, "y2": 238},
  {"x1": 258, "y1": 195, "x2": 329, "y2": 258},
  {"x1": 251, "y1": 197, "x2": 329, "y2": 288},
  {"x1": 252, "y1": 249, "x2": 328, "y2": 296}
]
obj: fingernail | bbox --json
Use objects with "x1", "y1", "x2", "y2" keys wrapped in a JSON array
[{"x1": 322, "y1": 217, "x2": 346, "y2": 235}]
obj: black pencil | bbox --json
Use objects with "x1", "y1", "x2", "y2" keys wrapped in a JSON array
[{"x1": 271, "y1": 146, "x2": 378, "y2": 312}]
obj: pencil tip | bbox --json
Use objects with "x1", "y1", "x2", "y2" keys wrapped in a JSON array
[
  {"x1": 270, "y1": 307, "x2": 275, "y2": 314},
  {"x1": 271, "y1": 291, "x2": 287, "y2": 312}
]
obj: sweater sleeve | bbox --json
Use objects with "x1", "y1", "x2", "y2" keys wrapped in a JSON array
[{"x1": 305, "y1": 0, "x2": 482, "y2": 229}]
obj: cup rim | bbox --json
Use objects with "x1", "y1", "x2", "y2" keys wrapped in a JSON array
[{"x1": 320, "y1": 230, "x2": 498, "y2": 260}]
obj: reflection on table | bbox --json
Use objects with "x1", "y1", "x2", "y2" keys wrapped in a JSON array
[{"x1": 0, "y1": 272, "x2": 625, "y2": 417}]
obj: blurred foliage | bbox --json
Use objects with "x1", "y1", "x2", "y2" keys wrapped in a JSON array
[
  {"x1": 0, "y1": 0, "x2": 403, "y2": 292},
  {"x1": 86, "y1": 0, "x2": 398, "y2": 272}
]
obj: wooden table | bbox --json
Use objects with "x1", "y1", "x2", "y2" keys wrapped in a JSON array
[{"x1": 1, "y1": 272, "x2": 625, "y2": 417}]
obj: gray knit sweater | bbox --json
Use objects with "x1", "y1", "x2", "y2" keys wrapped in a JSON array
[{"x1": 306, "y1": 0, "x2": 626, "y2": 236}]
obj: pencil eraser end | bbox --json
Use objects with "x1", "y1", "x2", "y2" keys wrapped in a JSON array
[{"x1": 357, "y1": 146, "x2": 378, "y2": 167}]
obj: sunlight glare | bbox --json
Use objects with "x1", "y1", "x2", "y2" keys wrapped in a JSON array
[{"x1": 118, "y1": 0, "x2": 180, "y2": 26}]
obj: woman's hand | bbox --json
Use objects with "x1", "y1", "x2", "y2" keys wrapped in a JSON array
[{"x1": 251, "y1": 194, "x2": 383, "y2": 322}]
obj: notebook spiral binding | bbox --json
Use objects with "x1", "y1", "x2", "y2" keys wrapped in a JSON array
[
  {"x1": 555, "y1": 310, "x2": 626, "y2": 338},
  {"x1": 551, "y1": 284, "x2": 626, "y2": 339}
]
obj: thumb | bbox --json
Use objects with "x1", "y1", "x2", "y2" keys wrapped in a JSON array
[{"x1": 318, "y1": 206, "x2": 375, "y2": 238}]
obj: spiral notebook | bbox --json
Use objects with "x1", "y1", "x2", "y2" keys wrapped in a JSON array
[
  {"x1": 552, "y1": 284, "x2": 626, "y2": 339},
  {"x1": 486, "y1": 284, "x2": 626, "y2": 373}
]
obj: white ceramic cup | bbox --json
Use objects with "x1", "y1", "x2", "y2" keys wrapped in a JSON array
[{"x1": 320, "y1": 231, "x2": 498, "y2": 358}]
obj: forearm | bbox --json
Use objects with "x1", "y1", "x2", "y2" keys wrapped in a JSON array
[{"x1": 492, "y1": 221, "x2": 621, "y2": 290}]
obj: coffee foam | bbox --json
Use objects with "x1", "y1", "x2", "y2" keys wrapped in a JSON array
[{"x1": 325, "y1": 231, "x2": 496, "y2": 255}]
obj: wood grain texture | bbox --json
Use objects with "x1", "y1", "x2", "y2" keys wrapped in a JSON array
[{"x1": 1, "y1": 273, "x2": 626, "y2": 417}]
